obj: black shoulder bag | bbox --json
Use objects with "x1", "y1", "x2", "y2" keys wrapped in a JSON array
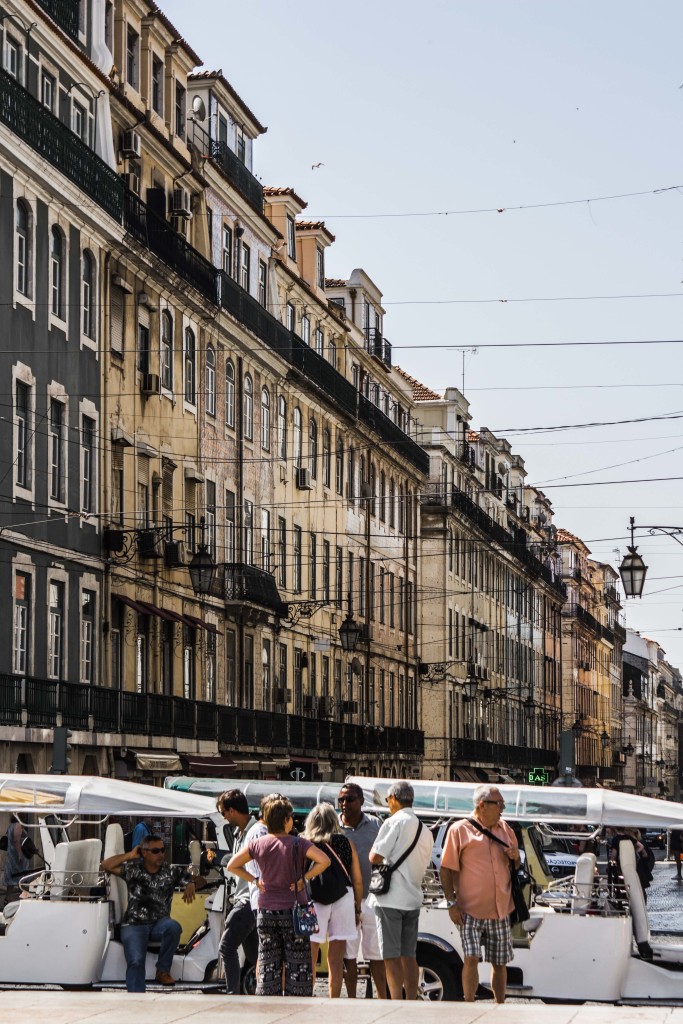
[
  {"x1": 368, "y1": 820, "x2": 424, "y2": 896},
  {"x1": 467, "y1": 817, "x2": 530, "y2": 924}
]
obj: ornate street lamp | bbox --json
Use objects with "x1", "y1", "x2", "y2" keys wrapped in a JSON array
[
  {"x1": 600, "y1": 729, "x2": 610, "y2": 751},
  {"x1": 188, "y1": 517, "x2": 216, "y2": 595},
  {"x1": 619, "y1": 518, "x2": 648, "y2": 598},
  {"x1": 339, "y1": 593, "x2": 362, "y2": 653},
  {"x1": 462, "y1": 663, "x2": 479, "y2": 701},
  {"x1": 623, "y1": 737, "x2": 634, "y2": 756}
]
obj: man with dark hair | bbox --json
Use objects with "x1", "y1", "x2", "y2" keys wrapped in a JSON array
[
  {"x1": 216, "y1": 788, "x2": 260, "y2": 994},
  {"x1": 101, "y1": 834, "x2": 205, "y2": 992},
  {"x1": 338, "y1": 782, "x2": 386, "y2": 998}
]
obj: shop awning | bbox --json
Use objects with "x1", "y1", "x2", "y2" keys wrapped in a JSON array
[
  {"x1": 291, "y1": 755, "x2": 318, "y2": 764},
  {"x1": 181, "y1": 754, "x2": 237, "y2": 776},
  {"x1": 260, "y1": 758, "x2": 291, "y2": 770},
  {"x1": 112, "y1": 593, "x2": 195, "y2": 626},
  {"x1": 132, "y1": 751, "x2": 182, "y2": 772},
  {"x1": 112, "y1": 593, "x2": 149, "y2": 615},
  {"x1": 182, "y1": 613, "x2": 221, "y2": 634}
]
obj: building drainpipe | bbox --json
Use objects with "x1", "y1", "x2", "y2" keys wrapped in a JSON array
[{"x1": 101, "y1": 251, "x2": 112, "y2": 689}]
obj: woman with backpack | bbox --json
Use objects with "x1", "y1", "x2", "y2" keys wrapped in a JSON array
[{"x1": 303, "y1": 802, "x2": 363, "y2": 997}]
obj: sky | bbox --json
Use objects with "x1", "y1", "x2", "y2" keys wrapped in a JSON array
[{"x1": 162, "y1": 0, "x2": 683, "y2": 664}]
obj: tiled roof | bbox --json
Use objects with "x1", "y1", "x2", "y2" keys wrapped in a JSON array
[
  {"x1": 557, "y1": 528, "x2": 591, "y2": 554},
  {"x1": 467, "y1": 430, "x2": 480, "y2": 442},
  {"x1": 188, "y1": 69, "x2": 266, "y2": 134},
  {"x1": 296, "y1": 220, "x2": 335, "y2": 243},
  {"x1": 395, "y1": 366, "x2": 442, "y2": 402},
  {"x1": 263, "y1": 186, "x2": 308, "y2": 209},
  {"x1": 149, "y1": 4, "x2": 202, "y2": 66},
  {"x1": 325, "y1": 278, "x2": 347, "y2": 288}
]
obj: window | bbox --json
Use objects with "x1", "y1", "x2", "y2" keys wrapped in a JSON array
[
  {"x1": 316, "y1": 247, "x2": 325, "y2": 288},
  {"x1": 206, "y1": 344, "x2": 216, "y2": 416},
  {"x1": 222, "y1": 225, "x2": 233, "y2": 276},
  {"x1": 126, "y1": 25, "x2": 139, "y2": 89},
  {"x1": 48, "y1": 581, "x2": 65, "y2": 679},
  {"x1": 226, "y1": 629, "x2": 236, "y2": 705},
  {"x1": 243, "y1": 634, "x2": 254, "y2": 706},
  {"x1": 81, "y1": 251, "x2": 95, "y2": 338},
  {"x1": 277, "y1": 516, "x2": 287, "y2": 587},
  {"x1": 348, "y1": 447, "x2": 355, "y2": 501},
  {"x1": 244, "y1": 499, "x2": 254, "y2": 563},
  {"x1": 15, "y1": 200, "x2": 31, "y2": 297},
  {"x1": 183, "y1": 625, "x2": 196, "y2": 699},
  {"x1": 5, "y1": 37, "x2": 21, "y2": 81},
  {"x1": 225, "y1": 359, "x2": 235, "y2": 428},
  {"x1": 49, "y1": 400, "x2": 65, "y2": 502},
  {"x1": 81, "y1": 416, "x2": 95, "y2": 513},
  {"x1": 335, "y1": 436, "x2": 344, "y2": 494},
  {"x1": 315, "y1": 326, "x2": 324, "y2": 356},
  {"x1": 244, "y1": 373, "x2": 253, "y2": 439},
  {"x1": 218, "y1": 113, "x2": 228, "y2": 145},
  {"x1": 110, "y1": 283, "x2": 125, "y2": 354},
  {"x1": 369, "y1": 462, "x2": 377, "y2": 516},
  {"x1": 278, "y1": 396, "x2": 287, "y2": 460},
  {"x1": 287, "y1": 215, "x2": 296, "y2": 259},
  {"x1": 323, "y1": 541, "x2": 330, "y2": 603},
  {"x1": 13, "y1": 572, "x2": 31, "y2": 674},
  {"x1": 261, "y1": 509, "x2": 270, "y2": 570},
  {"x1": 80, "y1": 590, "x2": 95, "y2": 683},
  {"x1": 261, "y1": 388, "x2": 270, "y2": 450},
  {"x1": 389, "y1": 572, "x2": 395, "y2": 628},
  {"x1": 379, "y1": 568, "x2": 385, "y2": 623},
  {"x1": 286, "y1": 302, "x2": 296, "y2": 332},
  {"x1": 258, "y1": 260, "x2": 267, "y2": 305},
  {"x1": 73, "y1": 101, "x2": 88, "y2": 144},
  {"x1": 328, "y1": 338, "x2": 336, "y2": 368},
  {"x1": 16, "y1": 381, "x2": 30, "y2": 489},
  {"x1": 389, "y1": 478, "x2": 396, "y2": 528},
  {"x1": 293, "y1": 407, "x2": 302, "y2": 468},
  {"x1": 175, "y1": 81, "x2": 186, "y2": 139},
  {"x1": 301, "y1": 315, "x2": 310, "y2": 346},
  {"x1": 111, "y1": 444, "x2": 124, "y2": 524},
  {"x1": 335, "y1": 548, "x2": 343, "y2": 607},
  {"x1": 137, "y1": 319, "x2": 150, "y2": 374},
  {"x1": 309, "y1": 418, "x2": 318, "y2": 478},
  {"x1": 206, "y1": 479, "x2": 216, "y2": 557},
  {"x1": 293, "y1": 526, "x2": 302, "y2": 593},
  {"x1": 262, "y1": 639, "x2": 271, "y2": 710},
  {"x1": 310, "y1": 533, "x2": 317, "y2": 598},
  {"x1": 50, "y1": 227, "x2": 65, "y2": 319},
  {"x1": 322, "y1": 428, "x2": 331, "y2": 487},
  {"x1": 240, "y1": 243, "x2": 250, "y2": 291},
  {"x1": 359, "y1": 556, "x2": 365, "y2": 617},
  {"x1": 225, "y1": 490, "x2": 235, "y2": 562},
  {"x1": 184, "y1": 328, "x2": 196, "y2": 404},
  {"x1": 41, "y1": 71, "x2": 55, "y2": 112},
  {"x1": 205, "y1": 631, "x2": 216, "y2": 702},
  {"x1": 152, "y1": 55, "x2": 163, "y2": 115},
  {"x1": 160, "y1": 311, "x2": 173, "y2": 390}
]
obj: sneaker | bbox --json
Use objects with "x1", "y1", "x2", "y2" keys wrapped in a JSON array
[{"x1": 155, "y1": 971, "x2": 177, "y2": 985}]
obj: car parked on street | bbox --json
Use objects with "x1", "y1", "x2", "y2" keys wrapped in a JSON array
[{"x1": 643, "y1": 828, "x2": 666, "y2": 850}]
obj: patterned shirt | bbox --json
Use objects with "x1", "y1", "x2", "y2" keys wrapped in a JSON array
[{"x1": 119, "y1": 862, "x2": 188, "y2": 924}]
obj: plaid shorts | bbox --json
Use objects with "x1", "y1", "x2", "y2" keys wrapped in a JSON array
[{"x1": 458, "y1": 912, "x2": 513, "y2": 965}]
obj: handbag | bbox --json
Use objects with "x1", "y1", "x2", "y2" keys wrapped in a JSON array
[
  {"x1": 368, "y1": 820, "x2": 424, "y2": 896},
  {"x1": 466, "y1": 817, "x2": 530, "y2": 925},
  {"x1": 291, "y1": 837, "x2": 320, "y2": 937}
]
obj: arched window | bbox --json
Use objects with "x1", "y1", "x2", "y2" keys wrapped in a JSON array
[
  {"x1": 309, "y1": 417, "x2": 318, "y2": 478},
  {"x1": 160, "y1": 310, "x2": 173, "y2": 390},
  {"x1": 225, "y1": 359, "x2": 235, "y2": 428},
  {"x1": 50, "y1": 226, "x2": 64, "y2": 318},
  {"x1": 261, "y1": 387, "x2": 270, "y2": 450},
  {"x1": 16, "y1": 200, "x2": 31, "y2": 297},
  {"x1": 322, "y1": 428, "x2": 331, "y2": 487},
  {"x1": 244, "y1": 373, "x2": 253, "y2": 439},
  {"x1": 81, "y1": 250, "x2": 94, "y2": 338},
  {"x1": 278, "y1": 396, "x2": 287, "y2": 460},
  {"x1": 293, "y1": 407, "x2": 302, "y2": 468},
  {"x1": 206, "y1": 344, "x2": 216, "y2": 416},
  {"x1": 184, "y1": 327, "x2": 196, "y2": 404}
]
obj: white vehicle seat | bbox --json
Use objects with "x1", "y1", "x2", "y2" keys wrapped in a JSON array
[
  {"x1": 103, "y1": 823, "x2": 127, "y2": 924},
  {"x1": 51, "y1": 838, "x2": 102, "y2": 900},
  {"x1": 619, "y1": 838, "x2": 652, "y2": 957},
  {"x1": 188, "y1": 839, "x2": 202, "y2": 874},
  {"x1": 571, "y1": 851, "x2": 596, "y2": 915}
]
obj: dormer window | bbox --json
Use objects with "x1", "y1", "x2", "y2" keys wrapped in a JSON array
[
  {"x1": 126, "y1": 26, "x2": 139, "y2": 89},
  {"x1": 218, "y1": 113, "x2": 228, "y2": 146},
  {"x1": 316, "y1": 247, "x2": 325, "y2": 289},
  {"x1": 287, "y1": 215, "x2": 296, "y2": 260},
  {"x1": 236, "y1": 126, "x2": 246, "y2": 164}
]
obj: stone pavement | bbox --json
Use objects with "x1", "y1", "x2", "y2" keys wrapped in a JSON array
[
  {"x1": 646, "y1": 858, "x2": 683, "y2": 935},
  {"x1": 2, "y1": 992, "x2": 683, "y2": 1023}
]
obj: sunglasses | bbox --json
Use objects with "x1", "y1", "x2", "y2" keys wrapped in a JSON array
[
  {"x1": 483, "y1": 800, "x2": 505, "y2": 808},
  {"x1": 338, "y1": 795, "x2": 359, "y2": 803},
  {"x1": 143, "y1": 847, "x2": 165, "y2": 854}
]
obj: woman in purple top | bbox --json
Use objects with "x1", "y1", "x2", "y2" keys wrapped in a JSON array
[{"x1": 228, "y1": 794, "x2": 329, "y2": 996}]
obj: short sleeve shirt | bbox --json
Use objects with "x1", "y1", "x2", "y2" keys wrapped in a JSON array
[
  {"x1": 247, "y1": 834, "x2": 313, "y2": 911},
  {"x1": 440, "y1": 817, "x2": 517, "y2": 921},
  {"x1": 367, "y1": 808, "x2": 433, "y2": 911},
  {"x1": 119, "y1": 862, "x2": 188, "y2": 924},
  {"x1": 338, "y1": 812, "x2": 381, "y2": 898}
]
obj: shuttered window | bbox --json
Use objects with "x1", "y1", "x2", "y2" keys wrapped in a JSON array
[{"x1": 111, "y1": 285, "x2": 125, "y2": 354}]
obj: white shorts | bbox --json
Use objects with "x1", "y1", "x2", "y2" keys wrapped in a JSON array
[
  {"x1": 344, "y1": 898, "x2": 381, "y2": 961},
  {"x1": 312, "y1": 888, "x2": 357, "y2": 943}
]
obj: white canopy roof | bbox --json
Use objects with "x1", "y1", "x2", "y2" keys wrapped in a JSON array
[
  {"x1": 0, "y1": 774, "x2": 216, "y2": 819},
  {"x1": 347, "y1": 777, "x2": 683, "y2": 829}
]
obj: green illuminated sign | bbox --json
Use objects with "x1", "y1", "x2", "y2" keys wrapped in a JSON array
[{"x1": 527, "y1": 768, "x2": 550, "y2": 785}]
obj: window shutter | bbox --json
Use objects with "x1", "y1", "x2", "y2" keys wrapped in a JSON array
[{"x1": 111, "y1": 286, "x2": 124, "y2": 353}]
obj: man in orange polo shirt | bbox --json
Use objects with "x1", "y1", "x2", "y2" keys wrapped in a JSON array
[{"x1": 439, "y1": 785, "x2": 520, "y2": 1003}]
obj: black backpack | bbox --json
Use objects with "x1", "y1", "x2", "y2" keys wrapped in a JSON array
[{"x1": 309, "y1": 841, "x2": 351, "y2": 906}]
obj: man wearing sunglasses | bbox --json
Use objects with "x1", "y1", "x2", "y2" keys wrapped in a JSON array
[
  {"x1": 101, "y1": 834, "x2": 206, "y2": 992},
  {"x1": 439, "y1": 785, "x2": 520, "y2": 1004}
]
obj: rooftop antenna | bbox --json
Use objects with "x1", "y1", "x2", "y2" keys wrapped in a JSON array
[{"x1": 459, "y1": 347, "x2": 478, "y2": 394}]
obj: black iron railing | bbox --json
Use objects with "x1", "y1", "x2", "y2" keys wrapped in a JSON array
[
  {"x1": 208, "y1": 140, "x2": 264, "y2": 213},
  {"x1": 34, "y1": 0, "x2": 80, "y2": 40},
  {"x1": 358, "y1": 394, "x2": 429, "y2": 474},
  {"x1": 224, "y1": 563, "x2": 288, "y2": 617},
  {"x1": 366, "y1": 328, "x2": 392, "y2": 368},
  {"x1": 0, "y1": 69, "x2": 123, "y2": 221},
  {"x1": 0, "y1": 673, "x2": 423, "y2": 760},
  {"x1": 453, "y1": 737, "x2": 557, "y2": 768}
]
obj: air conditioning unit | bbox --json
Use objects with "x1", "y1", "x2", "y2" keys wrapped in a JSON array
[
  {"x1": 164, "y1": 539, "x2": 187, "y2": 568},
  {"x1": 172, "y1": 187, "x2": 192, "y2": 217},
  {"x1": 342, "y1": 700, "x2": 358, "y2": 714},
  {"x1": 303, "y1": 695, "x2": 318, "y2": 712},
  {"x1": 318, "y1": 696, "x2": 333, "y2": 718},
  {"x1": 296, "y1": 467, "x2": 312, "y2": 490},
  {"x1": 140, "y1": 373, "x2": 160, "y2": 395},
  {"x1": 275, "y1": 688, "x2": 292, "y2": 705},
  {"x1": 122, "y1": 169, "x2": 140, "y2": 195},
  {"x1": 137, "y1": 529, "x2": 163, "y2": 558},
  {"x1": 102, "y1": 528, "x2": 125, "y2": 554},
  {"x1": 121, "y1": 129, "x2": 142, "y2": 158}
]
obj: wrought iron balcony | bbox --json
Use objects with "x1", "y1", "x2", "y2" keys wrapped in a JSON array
[
  {"x1": 208, "y1": 140, "x2": 264, "y2": 213},
  {"x1": 452, "y1": 737, "x2": 557, "y2": 768},
  {"x1": 357, "y1": 394, "x2": 429, "y2": 474},
  {"x1": 34, "y1": 0, "x2": 80, "y2": 40},
  {"x1": 224, "y1": 563, "x2": 288, "y2": 617},
  {"x1": 365, "y1": 327, "x2": 392, "y2": 368},
  {"x1": 0, "y1": 69, "x2": 123, "y2": 221}
]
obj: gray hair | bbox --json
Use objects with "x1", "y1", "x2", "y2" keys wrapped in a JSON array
[
  {"x1": 388, "y1": 781, "x2": 414, "y2": 807},
  {"x1": 303, "y1": 802, "x2": 341, "y2": 844},
  {"x1": 473, "y1": 784, "x2": 501, "y2": 808}
]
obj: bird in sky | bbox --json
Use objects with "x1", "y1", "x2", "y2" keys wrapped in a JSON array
[{"x1": 311, "y1": 162, "x2": 325, "y2": 170}]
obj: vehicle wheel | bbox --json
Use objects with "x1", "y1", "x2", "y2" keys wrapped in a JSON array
[
  {"x1": 541, "y1": 998, "x2": 585, "y2": 1005},
  {"x1": 241, "y1": 962, "x2": 257, "y2": 995},
  {"x1": 417, "y1": 948, "x2": 460, "y2": 1001}
]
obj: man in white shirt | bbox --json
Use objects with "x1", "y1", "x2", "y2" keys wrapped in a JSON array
[{"x1": 368, "y1": 781, "x2": 433, "y2": 999}]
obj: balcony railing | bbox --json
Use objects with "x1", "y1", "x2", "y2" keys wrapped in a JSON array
[
  {"x1": 224, "y1": 563, "x2": 288, "y2": 617},
  {"x1": 365, "y1": 327, "x2": 392, "y2": 368},
  {"x1": 208, "y1": 140, "x2": 264, "y2": 213},
  {"x1": 0, "y1": 674, "x2": 424, "y2": 760},
  {"x1": 0, "y1": 69, "x2": 123, "y2": 221},
  {"x1": 358, "y1": 394, "x2": 429, "y2": 474},
  {"x1": 34, "y1": 0, "x2": 80, "y2": 40},
  {"x1": 452, "y1": 737, "x2": 557, "y2": 768}
]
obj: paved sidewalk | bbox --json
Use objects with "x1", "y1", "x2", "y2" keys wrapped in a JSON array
[
  {"x1": 2, "y1": 992, "x2": 683, "y2": 1023},
  {"x1": 647, "y1": 859, "x2": 683, "y2": 935}
]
